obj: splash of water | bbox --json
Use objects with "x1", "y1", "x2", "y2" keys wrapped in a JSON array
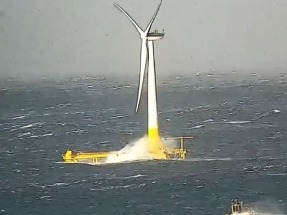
[
  {"x1": 105, "y1": 136, "x2": 152, "y2": 164},
  {"x1": 162, "y1": 137, "x2": 178, "y2": 148},
  {"x1": 252, "y1": 200, "x2": 285, "y2": 215}
]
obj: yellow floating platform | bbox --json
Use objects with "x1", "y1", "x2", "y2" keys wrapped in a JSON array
[
  {"x1": 62, "y1": 150, "x2": 113, "y2": 164},
  {"x1": 62, "y1": 136, "x2": 192, "y2": 164}
]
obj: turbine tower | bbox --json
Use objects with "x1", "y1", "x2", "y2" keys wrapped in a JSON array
[{"x1": 114, "y1": 0, "x2": 168, "y2": 159}]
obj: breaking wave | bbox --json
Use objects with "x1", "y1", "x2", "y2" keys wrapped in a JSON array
[{"x1": 104, "y1": 136, "x2": 152, "y2": 164}]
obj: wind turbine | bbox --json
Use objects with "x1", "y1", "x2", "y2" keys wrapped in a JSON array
[
  {"x1": 61, "y1": 1, "x2": 189, "y2": 164},
  {"x1": 114, "y1": 0, "x2": 168, "y2": 159}
]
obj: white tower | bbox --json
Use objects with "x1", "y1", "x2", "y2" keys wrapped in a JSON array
[{"x1": 114, "y1": 0, "x2": 167, "y2": 159}]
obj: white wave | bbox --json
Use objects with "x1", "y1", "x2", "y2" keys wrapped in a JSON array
[
  {"x1": 27, "y1": 183, "x2": 45, "y2": 188},
  {"x1": 29, "y1": 135, "x2": 39, "y2": 138},
  {"x1": 57, "y1": 103, "x2": 71, "y2": 108},
  {"x1": 203, "y1": 118, "x2": 214, "y2": 123},
  {"x1": 12, "y1": 115, "x2": 26, "y2": 120},
  {"x1": 45, "y1": 106, "x2": 56, "y2": 110},
  {"x1": 98, "y1": 140, "x2": 110, "y2": 145},
  {"x1": 110, "y1": 115, "x2": 125, "y2": 119},
  {"x1": 66, "y1": 129, "x2": 85, "y2": 135},
  {"x1": 105, "y1": 136, "x2": 152, "y2": 164},
  {"x1": 96, "y1": 184, "x2": 134, "y2": 191},
  {"x1": 39, "y1": 196, "x2": 51, "y2": 199},
  {"x1": 111, "y1": 85, "x2": 131, "y2": 89},
  {"x1": 225, "y1": 121, "x2": 251, "y2": 124},
  {"x1": 20, "y1": 124, "x2": 34, "y2": 129},
  {"x1": 192, "y1": 124, "x2": 204, "y2": 129},
  {"x1": 256, "y1": 109, "x2": 281, "y2": 120},
  {"x1": 21, "y1": 133, "x2": 53, "y2": 139},
  {"x1": 17, "y1": 132, "x2": 31, "y2": 137},
  {"x1": 122, "y1": 174, "x2": 146, "y2": 179},
  {"x1": 138, "y1": 183, "x2": 146, "y2": 188},
  {"x1": 47, "y1": 182, "x2": 69, "y2": 187},
  {"x1": 196, "y1": 104, "x2": 211, "y2": 109},
  {"x1": 20, "y1": 122, "x2": 42, "y2": 129},
  {"x1": 41, "y1": 133, "x2": 53, "y2": 137}
]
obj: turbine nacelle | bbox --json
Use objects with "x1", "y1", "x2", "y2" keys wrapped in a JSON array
[{"x1": 147, "y1": 30, "x2": 165, "y2": 41}]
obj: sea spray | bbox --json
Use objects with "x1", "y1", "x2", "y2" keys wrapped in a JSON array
[
  {"x1": 252, "y1": 200, "x2": 285, "y2": 215},
  {"x1": 162, "y1": 137, "x2": 178, "y2": 149},
  {"x1": 105, "y1": 136, "x2": 152, "y2": 164},
  {"x1": 104, "y1": 136, "x2": 185, "y2": 164}
]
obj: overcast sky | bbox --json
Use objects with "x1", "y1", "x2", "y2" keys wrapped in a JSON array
[{"x1": 0, "y1": 0, "x2": 286, "y2": 79}]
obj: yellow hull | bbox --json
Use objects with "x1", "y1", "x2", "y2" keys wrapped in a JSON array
[
  {"x1": 62, "y1": 150, "x2": 113, "y2": 164},
  {"x1": 62, "y1": 137, "x2": 191, "y2": 164}
]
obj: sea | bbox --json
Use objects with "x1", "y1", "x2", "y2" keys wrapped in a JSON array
[{"x1": 0, "y1": 73, "x2": 286, "y2": 215}]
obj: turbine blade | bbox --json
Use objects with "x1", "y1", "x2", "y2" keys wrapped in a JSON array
[
  {"x1": 135, "y1": 39, "x2": 148, "y2": 113},
  {"x1": 144, "y1": 0, "x2": 163, "y2": 34},
  {"x1": 113, "y1": 3, "x2": 144, "y2": 36}
]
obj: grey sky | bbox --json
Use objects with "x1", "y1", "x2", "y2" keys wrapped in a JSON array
[{"x1": 0, "y1": 0, "x2": 286, "y2": 79}]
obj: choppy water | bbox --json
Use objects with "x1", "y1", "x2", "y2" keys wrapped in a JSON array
[{"x1": 0, "y1": 74, "x2": 287, "y2": 215}]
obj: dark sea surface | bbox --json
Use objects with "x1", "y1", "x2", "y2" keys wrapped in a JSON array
[{"x1": 0, "y1": 74, "x2": 287, "y2": 215}]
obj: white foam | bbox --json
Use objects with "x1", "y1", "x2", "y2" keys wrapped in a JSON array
[
  {"x1": 20, "y1": 124, "x2": 34, "y2": 129},
  {"x1": 105, "y1": 136, "x2": 152, "y2": 164},
  {"x1": 29, "y1": 135, "x2": 39, "y2": 138},
  {"x1": 47, "y1": 182, "x2": 69, "y2": 187},
  {"x1": 17, "y1": 132, "x2": 31, "y2": 137},
  {"x1": 39, "y1": 196, "x2": 51, "y2": 199},
  {"x1": 122, "y1": 174, "x2": 146, "y2": 179},
  {"x1": 226, "y1": 121, "x2": 251, "y2": 124},
  {"x1": 41, "y1": 133, "x2": 53, "y2": 137},
  {"x1": 192, "y1": 124, "x2": 204, "y2": 129},
  {"x1": 96, "y1": 184, "x2": 134, "y2": 191},
  {"x1": 12, "y1": 115, "x2": 26, "y2": 120},
  {"x1": 203, "y1": 119, "x2": 214, "y2": 123},
  {"x1": 110, "y1": 115, "x2": 125, "y2": 119},
  {"x1": 20, "y1": 122, "x2": 42, "y2": 129}
]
